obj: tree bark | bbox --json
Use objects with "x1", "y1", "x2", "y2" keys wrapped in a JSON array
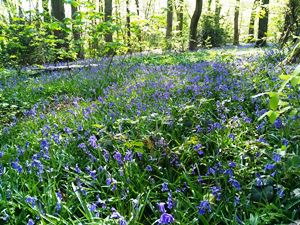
[
  {"x1": 51, "y1": 0, "x2": 67, "y2": 50},
  {"x1": 215, "y1": 0, "x2": 221, "y2": 28},
  {"x1": 176, "y1": 0, "x2": 184, "y2": 50},
  {"x1": 247, "y1": 0, "x2": 259, "y2": 43},
  {"x1": 255, "y1": 0, "x2": 269, "y2": 47},
  {"x1": 72, "y1": 4, "x2": 84, "y2": 58},
  {"x1": 189, "y1": 0, "x2": 203, "y2": 51},
  {"x1": 166, "y1": 0, "x2": 173, "y2": 49},
  {"x1": 135, "y1": 0, "x2": 142, "y2": 52},
  {"x1": 104, "y1": 0, "x2": 113, "y2": 43},
  {"x1": 126, "y1": 0, "x2": 131, "y2": 52},
  {"x1": 233, "y1": 0, "x2": 240, "y2": 45}
]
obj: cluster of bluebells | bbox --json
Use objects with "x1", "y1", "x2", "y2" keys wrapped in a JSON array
[{"x1": 0, "y1": 49, "x2": 298, "y2": 225}]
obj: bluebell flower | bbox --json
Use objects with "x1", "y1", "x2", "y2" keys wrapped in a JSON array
[
  {"x1": 102, "y1": 149, "x2": 110, "y2": 162},
  {"x1": 124, "y1": 149, "x2": 133, "y2": 162},
  {"x1": 162, "y1": 182, "x2": 169, "y2": 192},
  {"x1": 167, "y1": 192, "x2": 173, "y2": 209},
  {"x1": 274, "y1": 118, "x2": 282, "y2": 129},
  {"x1": 26, "y1": 196, "x2": 37, "y2": 207},
  {"x1": 229, "y1": 133, "x2": 235, "y2": 141},
  {"x1": 234, "y1": 196, "x2": 240, "y2": 206},
  {"x1": 89, "y1": 135, "x2": 98, "y2": 149},
  {"x1": 211, "y1": 186, "x2": 221, "y2": 201},
  {"x1": 264, "y1": 163, "x2": 275, "y2": 171},
  {"x1": 197, "y1": 200, "x2": 211, "y2": 215},
  {"x1": 120, "y1": 219, "x2": 127, "y2": 225},
  {"x1": 282, "y1": 138, "x2": 289, "y2": 147},
  {"x1": 27, "y1": 218, "x2": 35, "y2": 225},
  {"x1": 113, "y1": 151, "x2": 123, "y2": 166},
  {"x1": 12, "y1": 158, "x2": 23, "y2": 174},
  {"x1": 228, "y1": 178, "x2": 241, "y2": 191},
  {"x1": 146, "y1": 165, "x2": 153, "y2": 171},
  {"x1": 228, "y1": 161, "x2": 236, "y2": 168},
  {"x1": 158, "y1": 202, "x2": 166, "y2": 213},
  {"x1": 159, "y1": 213, "x2": 174, "y2": 224},
  {"x1": 273, "y1": 153, "x2": 281, "y2": 162}
]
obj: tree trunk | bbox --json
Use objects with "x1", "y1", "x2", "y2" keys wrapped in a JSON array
[
  {"x1": 166, "y1": 0, "x2": 173, "y2": 49},
  {"x1": 104, "y1": 0, "x2": 113, "y2": 43},
  {"x1": 51, "y1": 0, "x2": 67, "y2": 50},
  {"x1": 135, "y1": 0, "x2": 142, "y2": 52},
  {"x1": 247, "y1": 0, "x2": 259, "y2": 43},
  {"x1": 215, "y1": 0, "x2": 221, "y2": 28},
  {"x1": 255, "y1": 0, "x2": 269, "y2": 47},
  {"x1": 279, "y1": 0, "x2": 300, "y2": 47},
  {"x1": 233, "y1": 0, "x2": 240, "y2": 45},
  {"x1": 72, "y1": 4, "x2": 84, "y2": 58},
  {"x1": 176, "y1": 0, "x2": 184, "y2": 50},
  {"x1": 126, "y1": 0, "x2": 131, "y2": 52},
  {"x1": 189, "y1": 0, "x2": 203, "y2": 51}
]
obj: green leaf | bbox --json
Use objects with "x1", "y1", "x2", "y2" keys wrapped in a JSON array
[
  {"x1": 292, "y1": 64, "x2": 300, "y2": 76},
  {"x1": 268, "y1": 111, "x2": 279, "y2": 124},
  {"x1": 291, "y1": 76, "x2": 300, "y2": 87},
  {"x1": 269, "y1": 92, "x2": 279, "y2": 110},
  {"x1": 279, "y1": 74, "x2": 291, "y2": 81}
]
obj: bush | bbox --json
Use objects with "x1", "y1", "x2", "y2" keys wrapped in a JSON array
[{"x1": 198, "y1": 14, "x2": 229, "y2": 48}]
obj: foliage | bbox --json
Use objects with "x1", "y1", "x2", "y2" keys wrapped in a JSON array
[
  {"x1": 198, "y1": 14, "x2": 229, "y2": 48},
  {"x1": 0, "y1": 47, "x2": 299, "y2": 224}
]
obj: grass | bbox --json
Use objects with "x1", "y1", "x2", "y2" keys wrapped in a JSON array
[{"x1": 0, "y1": 47, "x2": 299, "y2": 225}]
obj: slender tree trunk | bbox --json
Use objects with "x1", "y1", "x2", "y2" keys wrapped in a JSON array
[
  {"x1": 126, "y1": 0, "x2": 131, "y2": 52},
  {"x1": 247, "y1": 0, "x2": 259, "y2": 43},
  {"x1": 72, "y1": 4, "x2": 84, "y2": 58},
  {"x1": 104, "y1": 0, "x2": 113, "y2": 43},
  {"x1": 208, "y1": 0, "x2": 212, "y2": 11},
  {"x1": 233, "y1": 0, "x2": 240, "y2": 45},
  {"x1": 176, "y1": 0, "x2": 184, "y2": 50},
  {"x1": 51, "y1": 0, "x2": 67, "y2": 50},
  {"x1": 189, "y1": 0, "x2": 203, "y2": 51},
  {"x1": 166, "y1": 0, "x2": 173, "y2": 49},
  {"x1": 215, "y1": 0, "x2": 221, "y2": 28},
  {"x1": 135, "y1": 0, "x2": 142, "y2": 52},
  {"x1": 255, "y1": 0, "x2": 269, "y2": 47}
]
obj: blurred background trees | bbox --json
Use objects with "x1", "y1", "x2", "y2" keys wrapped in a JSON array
[{"x1": 0, "y1": 0, "x2": 298, "y2": 66}]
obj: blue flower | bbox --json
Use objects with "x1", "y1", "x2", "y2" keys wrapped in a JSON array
[
  {"x1": 274, "y1": 118, "x2": 282, "y2": 129},
  {"x1": 162, "y1": 182, "x2": 169, "y2": 192},
  {"x1": 167, "y1": 192, "x2": 173, "y2": 209},
  {"x1": 158, "y1": 202, "x2": 166, "y2": 213},
  {"x1": 27, "y1": 218, "x2": 35, "y2": 225},
  {"x1": 26, "y1": 196, "x2": 37, "y2": 207},
  {"x1": 197, "y1": 200, "x2": 211, "y2": 215},
  {"x1": 264, "y1": 163, "x2": 275, "y2": 171},
  {"x1": 159, "y1": 213, "x2": 174, "y2": 224},
  {"x1": 145, "y1": 165, "x2": 153, "y2": 171},
  {"x1": 228, "y1": 161, "x2": 236, "y2": 168},
  {"x1": 228, "y1": 178, "x2": 241, "y2": 191},
  {"x1": 272, "y1": 153, "x2": 281, "y2": 162}
]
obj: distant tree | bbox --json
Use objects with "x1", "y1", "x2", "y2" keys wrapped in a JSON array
[
  {"x1": 233, "y1": 0, "x2": 240, "y2": 45},
  {"x1": 189, "y1": 0, "x2": 203, "y2": 51},
  {"x1": 214, "y1": 0, "x2": 221, "y2": 28},
  {"x1": 126, "y1": 0, "x2": 131, "y2": 52},
  {"x1": 176, "y1": 0, "x2": 183, "y2": 37},
  {"x1": 135, "y1": 0, "x2": 142, "y2": 52},
  {"x1": 247, "y1": 0, "x2": 259, "y2": 43},
  {"x1": 71, "y1": 2, "x2": 84, "y2": 58},
  {"x1": 104, "y1": 0, "x2": 113, "y2": 43},
  {"x1": 279, "y1": 0, "x2": 300, "y2": 47},
  {"x1": 255, "y1": 0, "x2": 269, "y2": 47},
  {"x1": 166, "y1": 0, "x2": 173, "y2": 49},
  {"x1": 51, "y1": 0, "x2": 67, "y2": 50}
]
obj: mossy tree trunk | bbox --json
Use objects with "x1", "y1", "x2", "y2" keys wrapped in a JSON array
[
  {"x1": 166, "y1": 0, "x2": 173, "y2": 50},
  {"x1": 255, "y1": 0, "x2": 269, "y2": 47},
  {"x1": 189, "y1": 0, "x2": 203, "y2": 51}
]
